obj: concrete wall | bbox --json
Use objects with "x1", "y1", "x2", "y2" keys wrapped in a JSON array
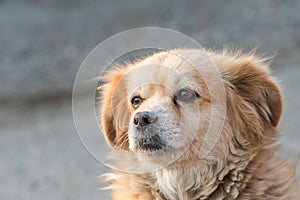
[{"x1": 1, "y1": 0, "x2": 300, "y2": 100}]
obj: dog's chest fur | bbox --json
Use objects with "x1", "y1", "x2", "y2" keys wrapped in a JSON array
[
  {"x1": 149, "y1": 163, "x2": 223, "y2": 200},
  {"x1": 112, "y1": 148, "x2": 299, "y2": 200}
]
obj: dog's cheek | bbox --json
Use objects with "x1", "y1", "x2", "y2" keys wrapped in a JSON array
[{"x1": 127, "y1": 117, "x2": 137, "y2": 151}]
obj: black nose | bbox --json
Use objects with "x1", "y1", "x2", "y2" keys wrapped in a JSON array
[{"x1": 133, "y1": 111, "x2": 157, "y2": 127}]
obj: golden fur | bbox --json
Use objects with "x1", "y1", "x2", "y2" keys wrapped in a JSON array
[{"x1": 99, "y1": 49, "x2": 299, "y2": 199}]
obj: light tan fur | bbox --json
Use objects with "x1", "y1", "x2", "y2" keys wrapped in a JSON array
[{"x1": 99, "y1": 49, "x2": 299, "y2": 199}]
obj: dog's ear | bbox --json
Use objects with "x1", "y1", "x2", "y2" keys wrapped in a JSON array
[
  {"x1": 100, "y1": 68, "x2": 130, "y2": 150},
  {"x1": 219, "y1": 55, "x2": 282, "y2": 143},
  {"x1": 222, "y1": 56, "x2": 282, "y2": 127}
]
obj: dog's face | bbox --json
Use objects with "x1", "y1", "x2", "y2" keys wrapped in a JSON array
[
  {"x1": 100, "y1": 49, "x2": 282, "y2": 168},
  {"x1": 125, "y1": 59, "x2": 213, "y2": 164}
]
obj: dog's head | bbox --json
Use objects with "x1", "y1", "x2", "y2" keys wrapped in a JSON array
[{"x1": 99, "y1": 49, "x2": 282, "y2": 167}]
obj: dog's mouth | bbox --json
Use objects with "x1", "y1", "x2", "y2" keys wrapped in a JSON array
[{"x1": 135, "y1": 134, "x2": 165, "y2": 153}]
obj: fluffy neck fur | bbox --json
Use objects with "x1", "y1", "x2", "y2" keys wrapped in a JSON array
[
  {"x1": 152, "y1": 149, "x2": 255, "y2": 200},
  {"x1": 105, "y1": 146, "x2": 299, "y2": 200}
]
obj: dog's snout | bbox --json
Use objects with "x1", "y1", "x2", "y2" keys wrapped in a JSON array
[{"x1": 134, "y1": 111, "x2": 157, "y2": 127}]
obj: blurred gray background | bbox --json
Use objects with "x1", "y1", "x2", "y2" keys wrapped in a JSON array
[{"x1": 1, "y1": 0, "x2": 300, "y2": 199}]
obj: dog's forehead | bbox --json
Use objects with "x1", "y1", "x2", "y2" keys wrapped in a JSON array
[
  {"x1": 126, "y1": 64, "x2": 199, "y2": 96},
  {"x1": 126, "y1": 50, "x2": 213, "y2": 96}
]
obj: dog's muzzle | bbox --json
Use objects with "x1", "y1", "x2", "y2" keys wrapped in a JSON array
[
  {"x1": 133, "y1": 111, "x2": 158, "y2": 128},
  {"x1": 133, "y1": 111, "x2": 165, "y2": 151}
]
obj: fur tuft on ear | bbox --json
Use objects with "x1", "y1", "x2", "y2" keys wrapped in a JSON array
[
  {"x1": 213, "y1": 52, "x2": 282, "y2": 146},
  {"x1": 218, "y1": 53, "x2": 282, "y2": 127},
  {"x1": 100, "y1": 68, "x2": 130, "y2": 150}
]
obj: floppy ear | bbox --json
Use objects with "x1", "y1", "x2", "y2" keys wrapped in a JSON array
[
  {"x1": 220, "y1": 54, "x2": 282, "y2": 145},
  {"x1": 100, "y1": 68, "x2": 130, "y2": 150},
  {"x1": 224, "y1": 57, "x2": 282, "y2": 127}
]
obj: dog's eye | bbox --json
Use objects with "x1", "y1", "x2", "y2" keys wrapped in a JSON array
[
  {"x1": 131, "y1": 96, "x2": 143, "y2": 108},
  {"x1": 176, "y1": 88, "x2": 198, "y2": 102}
]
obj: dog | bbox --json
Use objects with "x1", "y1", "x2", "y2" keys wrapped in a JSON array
[{"x1": 99, "y1": 49, "x2": 299, "y2": 199}]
